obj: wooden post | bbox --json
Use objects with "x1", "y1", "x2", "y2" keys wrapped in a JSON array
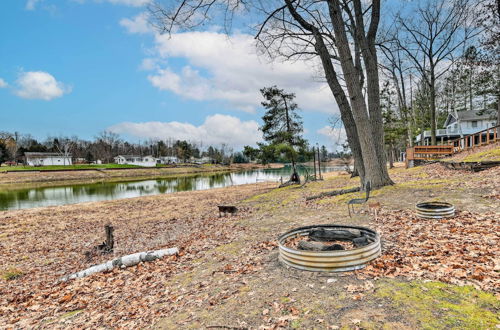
[
  {"x1": 317, "y1": 147, "x2": 322, "y2": 180},
  {"x1": 313, "y1": 147, "x2": 317, "y2": 180},
  {"x1": 486, "y1": 128, "x2": 490, "y2": 144}
]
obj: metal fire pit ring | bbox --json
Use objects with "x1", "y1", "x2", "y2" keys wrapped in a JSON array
[
  {"x1": 416, "y1": 201, "x2": 455, "y2": 219},
  {"x1": 278, "y1": 224, "x2": 381, "y2": 272}
]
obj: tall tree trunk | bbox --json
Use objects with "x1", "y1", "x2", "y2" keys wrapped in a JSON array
[
  {"x1": 284, "y1": 2, "x2": 366, "y2": 183},
  {"x1": 430, "y1": 68, "x2": 437, "y2": 145},
  {"x1": 388, "y1": 144, "x2": 394, "y2": 168},
  {"x1": 327, "y1": 0, "x2": 392, "y2": 188},
  {"x1": 351, "y1": 0, "x2": 392, "y2": 185},
  {"x1": 395, "y1": 70, "x2": 413, "y2": 147},
  {"x1": 285, "y1": 0, "x2": 391, "y2": 188}
]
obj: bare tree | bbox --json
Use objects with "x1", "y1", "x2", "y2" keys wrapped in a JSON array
[
  {"x1": 379, "y1": 40, "x2": 415, "y2": 147},
  {"x1": 394, "y1": 0, "x2": 481, "y2": 145},
  {"x1": 149, "y1": 0, "x2": 394, "y2": 188}
]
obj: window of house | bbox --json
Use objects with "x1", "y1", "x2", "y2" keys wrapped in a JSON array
[{"x1": 471, "y1": 121, "x2": 478, "y2": 128}]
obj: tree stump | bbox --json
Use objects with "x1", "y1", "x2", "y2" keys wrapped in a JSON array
[{"x1": 97, "y1": 225, "x2": 114, "y2": 254}]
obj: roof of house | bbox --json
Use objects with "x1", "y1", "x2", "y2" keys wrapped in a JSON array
[
  {"x1": 25, "y1": 152, "x2": 71, "y2": 158},
  {"x1": 445, "y1": 110, "x2": 497, "y2": 126},
  {"x1": 114, "y1": 155, "x2": 141, "y2": 158},
  {"x1": 115, "y1": 155, "x2": 155, "y2": 159}
]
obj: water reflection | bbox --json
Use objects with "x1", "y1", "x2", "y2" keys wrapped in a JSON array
[{"x1": 0, "y1": 165, "x2": 343, "y2": 211}]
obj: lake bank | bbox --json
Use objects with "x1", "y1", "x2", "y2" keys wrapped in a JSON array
[
  {"x1": 0, "y1": 165, "x2": 345, "y2": 210},
  {"x1": 0, "y1": 163, "x2": 283, "y2": 189},
  {"x1": 1, "y1": 159, "x2": 498, "y2": 328}
]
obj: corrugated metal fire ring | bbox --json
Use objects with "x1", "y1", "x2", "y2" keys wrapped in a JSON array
[
  {"x1": 416, "y1": 201, "x2": 455, "y2": 219},
  {"x1": 278, "y1": 224, "x2": 381, "y2": 272}
]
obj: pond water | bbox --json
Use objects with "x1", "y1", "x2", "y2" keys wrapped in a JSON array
[{"x1": 0, "y1": 165, "x2": 344, "y2": 211}]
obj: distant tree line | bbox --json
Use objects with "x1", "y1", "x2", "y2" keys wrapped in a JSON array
[
  {"x1": 0, "y1": 130, "x2": 331, "y2": 166},
  {"x1": 0, "y1": 131, "x2": 235, "y2": 165}
]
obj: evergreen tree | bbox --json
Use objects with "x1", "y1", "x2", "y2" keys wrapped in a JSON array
[{"x1": 259, "y1": 86, "x2": 306, "y2": 182}]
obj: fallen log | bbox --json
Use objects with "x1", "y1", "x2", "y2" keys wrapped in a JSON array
[
  {"x1": 61, "y1": 247, "x2": 178, "y2": 281},
  {"x1": 298, "y1": 240, "x2": 345, "y2": 251},
  {"x1": 305, "y1": 187, "x2": 360, "y2": 201}
]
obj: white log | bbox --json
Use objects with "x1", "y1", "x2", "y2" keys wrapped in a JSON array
[{"x1": 61, "y1": 247, "x2": 178, "y2": 281}]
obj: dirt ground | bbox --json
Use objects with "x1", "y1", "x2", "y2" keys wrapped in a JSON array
[{"x1": 0, "y1": 158, "x2": 499, "y2": 329}]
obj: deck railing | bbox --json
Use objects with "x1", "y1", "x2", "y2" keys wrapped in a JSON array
[
  {"x1": 406, "y1": 124, "x2": 499, "y2": 166},
  {"x1": 447, "y1": 124, "x2": 500, "y2": 153},
  {"x1": 406, "y1": 145, "x2": 454, "y2": 161}
]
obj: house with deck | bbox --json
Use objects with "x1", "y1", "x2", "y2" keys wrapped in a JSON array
[
  {"x1": 416, "y1": 110, "x2": 497, "y2": 145},
  {"x1": 114, "y1": 155, "x2": 158, "y2": 167},
  {"x1": 25, "y1": 152, "x2": 73, "y2": 166}
]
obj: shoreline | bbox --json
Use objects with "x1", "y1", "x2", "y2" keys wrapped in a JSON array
[{"x1": 0, "y1": 163, "x2": 284, "y2": 190}]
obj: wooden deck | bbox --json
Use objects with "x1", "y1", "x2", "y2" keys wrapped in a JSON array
[{"x1": 406, "y1": 125, "x2": 500, "y2": 167}]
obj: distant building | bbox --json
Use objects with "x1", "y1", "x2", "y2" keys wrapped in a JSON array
[
  {"x1": 158, "y1": 156, "x2": 179, "y2": 165},
  {"x1": 416, "y1": 110, "x2": 497, "y2": 145},
  {"x1": 198, "y1": 156, "x2": 214, "y2": 164},
  {"x1": 114, "y1": 155, "x2": 158, "y2": 167},
  {"x1": 25, "y1": 152, "x2": 73, "y2": 166}
]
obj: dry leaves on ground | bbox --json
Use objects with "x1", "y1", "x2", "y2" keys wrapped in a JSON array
[{"x1": 358, "y1": 209, "x2": 499, "y2": 293}]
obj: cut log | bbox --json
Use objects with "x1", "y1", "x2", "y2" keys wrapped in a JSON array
[
  {"x1": 298, "y1": 240, "x2": 328, "y2": 251},
  {"x1": 297, "y1": 241, "x2": 346, "y2": 251},
  {"x1": 306, "y1": 187, "x2": 360, "y2": 201},
  {"x1": 309, "y1": 228, "x2": 362, "y2": 242},
  {"x1": 352, "y1": 236, "x2": 370, "y2": 247},
  {"x1": 61, "y1": 247, "x2": 178, "y2": 281}
]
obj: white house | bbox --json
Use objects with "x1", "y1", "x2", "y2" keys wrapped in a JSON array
[
  {"x1": 416, "y1": 110, "x2": 497, "y2": 145},
  {"x1": 25, "y1": 152, "x2": 73, "y2": 166},
  {"x1": 114, "y1": 155, "x2": 158, "y2": 167},
  {"x1": 193, "y1": 156, "x2": 213, "y2": 164},
  {"x1": 158, "y1": 156, "x2": 179, "y2": 165}
]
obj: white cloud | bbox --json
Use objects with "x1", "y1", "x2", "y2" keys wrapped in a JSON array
[
  {"x1": 0, "y1": 78, "x2": 7, "y2": 88},
  {"x1": 108, "y1": 114, "x2": 262, "y2": 148},
  {"x1": 317, "y1": 126, "x2": 347, "y2": 146},
  {"x1": 25, "y1": 0, "x2": 41, "y2": 10},
  {"x1": 139, "y1": 58, "x2": 160, "y2": 71},
  {"x1": 120, "y1": 12, "x2": 152, "y2": 34},
  {"x1": 145, "y1": 31, "x2": 338, "y2": 114},
  {"x1": 15, "y1": 71, "x2": 70, "y2": 101}
]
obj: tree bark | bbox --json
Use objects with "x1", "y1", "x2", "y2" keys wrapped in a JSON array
[
  {"x1": 351, "y1": 0, "x2": 392, "y2": 184},
  {"x1": 326, "y1": 0, "x2": 392, "y2": 188},
  {"x1": 283, "y1": 1, "x2": 367, "y2": 185},
  {"x1": 430, "y1": 68, "x2": 437, "y2": 145}
]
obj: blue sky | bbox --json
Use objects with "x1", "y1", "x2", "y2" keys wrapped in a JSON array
[{"x1": 0, "y1": 0, "x2": 344, "y2": 150}]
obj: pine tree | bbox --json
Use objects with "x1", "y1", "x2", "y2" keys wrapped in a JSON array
[{"x1": 260, "y1": 86, "x2": 306, "y2": 182}]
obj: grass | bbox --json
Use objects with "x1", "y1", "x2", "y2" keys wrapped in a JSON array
[
  {"x1": 462, "y1": 146, "x2": 500, "y2": 162},
  {"x1": 376, "y1": 280, "x2": 500, "y2": 330},
  {"x1": 1, "y1": 267, "x2": 24, "y2": 281},
  {"x1": 0, "y1": 164, "x2": 144, "y2": 172}
]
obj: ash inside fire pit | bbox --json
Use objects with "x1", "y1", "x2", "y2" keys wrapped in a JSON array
[{"x1": 278, "y1": 224, "x2": 381, "y2": 272}]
